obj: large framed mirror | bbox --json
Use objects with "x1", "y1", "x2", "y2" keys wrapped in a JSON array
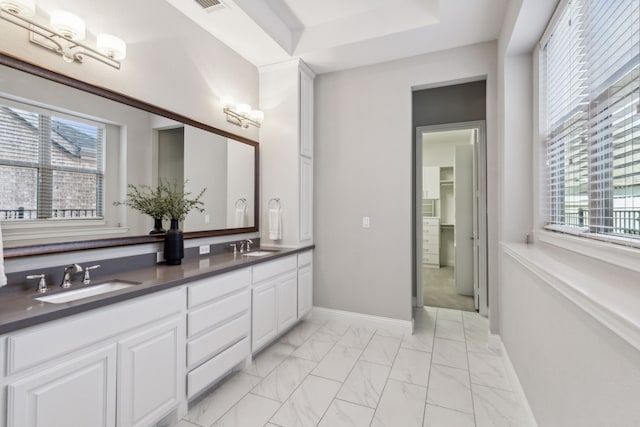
[{"x1": 0, "y1": 53, "x2": 259, "y2": 258}]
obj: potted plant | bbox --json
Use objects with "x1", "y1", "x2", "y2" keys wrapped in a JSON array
[
  {"x1": 114, "y1": 183, "x2": 167, "y2": 234},
  {"x1": 160, "y1": 179, "x2": 206, "y2": 265}
]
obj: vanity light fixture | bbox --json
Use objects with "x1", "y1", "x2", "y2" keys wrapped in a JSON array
[
  {"x1": 222, "y1": 97, "x2": 264, "y2": 128},
  {"x1": 0, "y1": 0, "x2": 126, "y2": 69}
]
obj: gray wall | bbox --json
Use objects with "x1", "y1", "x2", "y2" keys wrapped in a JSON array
[{"x1": 314, "y1": 42, "x2": 497, "y2": 322}]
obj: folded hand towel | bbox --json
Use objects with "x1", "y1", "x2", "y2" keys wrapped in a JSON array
[
  {"x1": 0, "y1": 222, "x2": 6, "y2": 287},
  {"x1": 268, "y1": 207, "x2": 282, "y2": 241},
  {"x1": 235, "y1": 205, "x2": 247, "y2": 228}
]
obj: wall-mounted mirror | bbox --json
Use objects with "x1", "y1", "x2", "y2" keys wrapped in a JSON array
[{"x1": 0, "y1": 54, "x2": 258, "y2": 257}]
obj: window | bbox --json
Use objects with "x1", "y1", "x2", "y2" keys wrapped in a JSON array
[
  {"x1": 0, "y1": 99, "x2": 105, "y2": 221},
  {"x1": 543, "y1": 0, "x2": 640, "y2": 243}
]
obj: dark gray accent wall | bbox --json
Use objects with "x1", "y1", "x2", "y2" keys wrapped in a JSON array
[{"x1": 412, "y1": 80, "x2": 486, "y2": 128}]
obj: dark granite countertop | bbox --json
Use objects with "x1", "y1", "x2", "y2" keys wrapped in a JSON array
[{"x1": 0, "y1": 246, "x2": 314, "y2": 335}]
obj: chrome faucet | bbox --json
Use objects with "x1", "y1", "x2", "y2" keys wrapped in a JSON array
[
  {"x1": 83, "y1": 265, "x2": 101, "y2": 284},
  {"x1": 27, "y1": 273, "x2": 48, "y2": 293},
  {"x1": 245, "y1": 239, "x2": 253, "y2": 251},
  {"x1": 61, "y1": 264, "x2": 83, "y2": 288},
  {"x1": 230, "y1": 243, "x2": 238, "y2": 254}
]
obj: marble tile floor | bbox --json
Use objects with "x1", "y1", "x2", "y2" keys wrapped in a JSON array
[{"x1": 177, "y1": 307, "x2": 530, "y2": 427}]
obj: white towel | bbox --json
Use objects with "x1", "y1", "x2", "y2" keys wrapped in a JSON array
[
  {"x1": 234, "y1": 205, "x2": 247, "y2": 227},
  {"x1": 268, "y1": 207, "x2": 282, "y2": 241},
  {"x1": 0, "y1": 222, "x2": 6, "y2": 287}
]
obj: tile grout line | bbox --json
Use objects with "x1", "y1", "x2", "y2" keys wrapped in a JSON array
[
  {"x1": 422, "y1": 307, "x2": 439, "y2": 427},
  {"x1": 462, "y1": 311, "x2": 479, "y2": 427}
]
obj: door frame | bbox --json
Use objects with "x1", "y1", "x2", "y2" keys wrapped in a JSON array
[{"x1": 414, "y1": 120, "x2": 488, "y2": 316}]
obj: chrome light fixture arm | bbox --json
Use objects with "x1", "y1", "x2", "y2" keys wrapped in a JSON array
[{"x1": 0, "y1": 9, "x2": 122, "y2": 69}]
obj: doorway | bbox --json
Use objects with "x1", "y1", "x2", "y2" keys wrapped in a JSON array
[{"x1": 415, "y1": 121, "x2": 488, "y2": 315}]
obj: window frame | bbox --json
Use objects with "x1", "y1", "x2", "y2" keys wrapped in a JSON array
[{"x1": 537, "y1": 0, "x2": 640, "y2": 252}]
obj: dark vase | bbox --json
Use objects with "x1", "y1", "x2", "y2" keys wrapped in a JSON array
[
  {"x1": 164, "y1": 219, "x2": 184, "y2": 265},
  {"x1": 149, "y1": 218, "x2": 165, "y2": 235}
]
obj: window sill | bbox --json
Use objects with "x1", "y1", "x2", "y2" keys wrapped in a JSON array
[
  {"x1": 2, "y1": 221, "x2": 128, "y2": 243},
  {"x1": 502, "y1": 241, "x2": 640, "y2": 353},
  {"x1": 535, "y1": 229, "x2": 640, "y2": 275}
]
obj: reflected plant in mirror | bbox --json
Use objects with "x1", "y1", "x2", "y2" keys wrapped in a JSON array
[{"x1": 113, "y1": 183, "x2": 167, "y2": 235}]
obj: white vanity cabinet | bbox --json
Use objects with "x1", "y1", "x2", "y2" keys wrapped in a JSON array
[
  {"x1": 297, "y1": 250, "x2": 313, "y2": 319},
  {"x1": 118, "y1": 318, "x2": 183, "y2": 427},
  {"x1": 1, "y1": 287, "x2": 185, "y2": 427},
  {"x1": 259, "y1": 59, "x2": 315, "y2": 246},
  {"x1": 251, "y1": 255, "x2": 299, "y2": 352},
  {"x1": 185, "y1": 268, "x2": 251, "y2": 399},
  {"x1": 7, "y1": 344, "x2": 117, "y2": 427}
]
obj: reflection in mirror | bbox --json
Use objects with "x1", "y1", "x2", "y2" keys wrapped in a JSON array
[
  {"x1": 154, "y1": 124, "x2": 255, "y2": 231},
  {"x1": 0, "y1": 58, "x2": 258, "y2": 253}
]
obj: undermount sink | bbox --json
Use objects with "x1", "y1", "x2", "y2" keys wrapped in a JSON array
[
  {"x1": 35, "y1": 280, "x2": 140, "y2": 304},
  {"x1": 242, "y1": 250, "x2": 277, "y2": 257}
]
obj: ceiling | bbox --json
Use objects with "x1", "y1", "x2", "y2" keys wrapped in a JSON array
[{"x1": 164, "y1": 0, "x2": 508, "y2": 74}]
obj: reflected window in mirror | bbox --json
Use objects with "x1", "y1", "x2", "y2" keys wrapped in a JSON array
[{"x1": 0, "y1": 97, "x2": 106, "y2": 221}]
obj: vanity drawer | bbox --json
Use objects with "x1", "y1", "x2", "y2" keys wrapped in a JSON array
[
  {"x1": 422, "y1": 234, "x2": 439, "y2": 246},
  {"x1": 7, "y1": 288, "x2": 183, "y2": 375},
  {"x1": 423, "y1": 254, "x2": 440, "y2": 265},
  {"x1": 187, "y1": 336, "x2": 250, "y2": 398},
  {"x1": 423, "y1": 244, "x2": 439, "y2": 255},
  {"x1": 423, "y1": 225, "x2": 439, "y2": 236},
  {"x1": 423, "y1": 218, "x2": 440, "y2": 226},
  {"x1": 252, "y1": 256, "x2": 297, "y2": 283},
  {"x1": 187, "y1": 268, "x2": 250, "y2": 308},
  {"x1": 187, "y1": 314, "x2": 249, "y2": 369},
  {"x1": 188, "y1": 289, "x2": 250, "y2": 338}
]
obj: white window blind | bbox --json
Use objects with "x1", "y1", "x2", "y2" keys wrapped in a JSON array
[
  {"x1": 0, "y1": 99, "x2": 105, "y2": 220},
  {"x1": 544, "y1": 0, "x2": 640, "y2": 242}
]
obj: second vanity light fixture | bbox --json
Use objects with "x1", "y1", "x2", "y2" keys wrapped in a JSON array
[
  {"x1": 222, "y1": 97, "x2": 264, "y2": 129},
  {"x1": 0, "y1": 0, "x2": 126, "y2": 69}
]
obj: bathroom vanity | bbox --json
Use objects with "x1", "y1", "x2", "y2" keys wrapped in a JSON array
[{"x1": 0, "y1": 247, "x2": 313, "y2": 427}]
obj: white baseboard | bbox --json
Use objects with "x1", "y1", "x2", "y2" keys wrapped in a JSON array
[
  {"x1": 311, "y1": 306, "x2": 413, "y2": 335},
  {"x1": 498, "y1": 337, "x2": 538, "y2": 427}
]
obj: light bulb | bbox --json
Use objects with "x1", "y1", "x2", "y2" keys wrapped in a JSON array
[
  {"x1": 97, "y1": 34, "x2": 126, "y2": 60},
  {"x1": 236, "y1": 103, "x2": 251, "y2": 116},
  {"x1": 50, "y1": 10, "x2": 85, "y2": 41},
  {"x1": 249, "y1": 109, "x2": 264, "y2": 123},
  {"x1": 221, "y1": 96, "x2": 235, "y2": 110}
]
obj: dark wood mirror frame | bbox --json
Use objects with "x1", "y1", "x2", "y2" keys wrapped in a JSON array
[{"x1": 0, "y1": 52, "x2": 259, "y2": 259}]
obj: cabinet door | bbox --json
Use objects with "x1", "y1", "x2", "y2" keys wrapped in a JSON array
[
  {"x1": 422, "y1": 166, "x2": 440, "y2": 199},
  {"x1": 298, "y1": 264, "x2": 313, "y2": 319},
  {"x1": 300, "y1": 156, "x2": 313, "y2": 241},
  {"x1": 7, "y1": 345, "x2": 117, "y2": 427},
  {"x1": 118, "y1": 318, "x2": 183, "y2": 427},
  {"x1": 252, "y1": 279, "x2": 278, "y2": 351},
  {"x1": 277, "y1": 272, "x2": 298, "y2": 332},
  {"x1": 300, "y1": 69, "x2": 314, "y2": 158}
]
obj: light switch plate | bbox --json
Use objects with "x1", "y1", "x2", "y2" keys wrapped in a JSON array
[
  {"x1": 199, "y1": 245, "x2": 210, "y2": 255},
  {"x1": 362, "y1": 216, "x2": 370, "y2": 228}
]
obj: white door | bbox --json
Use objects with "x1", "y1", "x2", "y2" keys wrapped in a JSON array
[
  {"x1": 300, "y1": 156, "x2": 313, "y2": 241},
  {"x1": 277, "y1": 271, "x2": 298, "y2": 331},
  {"x1": 298, "y1": 264, "x2": 313, "y2": 319},
  {"x1": 454, "y1": 144, "x2": 474, "y2": 296},
  {"x1": 472, "y1": 130, "x2": 480, "y2": 309},
  {"x1": 252, "y1": 279, "x2": 278, "y2": 351},
  {"x1": 7, "y1": 345, "x2": 117, "y2": 427},
  {"x1": 118, "y1": 319, "x2": 182, "y2": 427}
]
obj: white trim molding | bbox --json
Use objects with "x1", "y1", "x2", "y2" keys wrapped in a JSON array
[
  {"x1": 310, "y1": 306, "x2": 413, "y2": 335},
  {"x1": 502, "y1": 242, "x2": 640, "y2": 353}
]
